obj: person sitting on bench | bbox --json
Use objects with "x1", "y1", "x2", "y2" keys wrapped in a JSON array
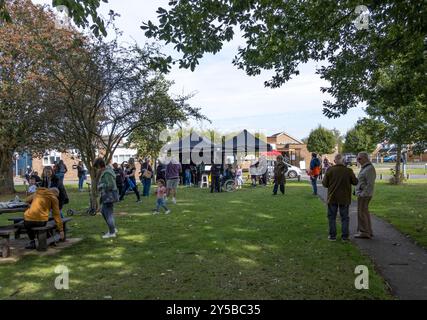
[{"x1": 24, "y1": 187, "x2": 64, "y2": 249}]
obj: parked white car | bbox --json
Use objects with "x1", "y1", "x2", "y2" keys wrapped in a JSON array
[
  {"x1": 286, "y1": 163, "x2": 303, "y2": 179},
  {"x1": 267, "y1": 161, "x2": 302, "y2": 180}
]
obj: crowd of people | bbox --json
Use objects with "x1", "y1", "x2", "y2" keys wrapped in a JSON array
[{"x1": 21, "y1": 150, "x2": 376, "y2": 243}]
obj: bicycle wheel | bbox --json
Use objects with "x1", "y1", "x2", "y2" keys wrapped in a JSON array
[
  {"x1": 66, "y1": 209, "x2": 75, "y2": 216},
  {"x1": 224, "y1": 180, "x2": 235, "y2": 192}
]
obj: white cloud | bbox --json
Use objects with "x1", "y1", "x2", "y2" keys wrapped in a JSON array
[{"x1": 31, "y1": 0, "x2": 367, "y2": 139}]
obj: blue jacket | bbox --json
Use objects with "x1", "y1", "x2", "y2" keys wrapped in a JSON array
[{"x1": 310, "y1": 158, "x2": 321, "y2": 170}]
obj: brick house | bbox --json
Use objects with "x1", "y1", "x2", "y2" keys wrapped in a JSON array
[
  {"x1": 267, "y1": 131, "x2": 338, "y2": 169},
  {"x1": 31, "y1": 146, "x2": 140, "y2": 181}
]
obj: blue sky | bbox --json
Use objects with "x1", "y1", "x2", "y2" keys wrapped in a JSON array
[{"x1": 33, "y1": 0, "x2": 367, "y2": 140}]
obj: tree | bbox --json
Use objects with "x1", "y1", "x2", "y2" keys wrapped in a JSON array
[
  {"x1": 306, "y1": 126, "x2": 336, "y2": 156},
  {"x1": 0, "y1": 0, "x2": 76, "y2": 194},
  {"x1": 139, "y1": 1, "x2": 427, "y2": 118},
  {"x1": 331, "y1": 128, "x2": 344, "y2": 154},
  {"x1": 411, "y1": 142, "x2": 427, "y2": 156},
  {"x1": 0, "y1": 0, "x2": 109, "y2": 37},
  {"x1": 358, "y1": 59, "x2": 427, "y2": 184},
  {"x1": 41, "y1": 30, "x2": 205, "y2": 207},
  {"x1": 343, "y1": 126, "x2": 376, "y2": 155}
]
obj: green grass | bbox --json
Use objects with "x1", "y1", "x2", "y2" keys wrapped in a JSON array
[
  {"x1": 370, "y1": 179, "x2": 427, "y2": 248},
  {"x1": 0, "y1": 182, "x2": 391, "y2": 300},
  {"x1": 351, "y1": 165, "x2": 427, "y2": 176}
]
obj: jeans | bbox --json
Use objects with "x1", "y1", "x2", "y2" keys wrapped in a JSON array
[
  {"x1": 56, "y1": 173, "x2": 65, "y2": 184},
  {"x1": 184, "y1": 173, "x2": 191, "y2": 186},
  {"x1": 273, "y1": 182, "x2": 285, "y2": 194},
  {"x1": 120, "y1": 178, "x2": 140, "y2": 201},
  {"x1": 101, "y1": 202, "x2": 116, "y2": 234},
  {"x1": 142, "y1": 177, "x2": 151, "y2": 196},
  {"x1": 327, "y1": 204, "x2": 350, "y2": 239},
  {"x1": 78, "y1": 176, "x2": 85, "y2": 190},
  {"x1": 156, "y1": 198, "x2": 169, "y2": 212},
  {"x1": 310, "y1": 176, "x2": 318, "y2": 195},
  {"x1": 24, "y1": 220, "x2": 47, "y2": 241}
]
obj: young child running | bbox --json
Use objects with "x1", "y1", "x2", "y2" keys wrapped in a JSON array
[{"x1": 153, "y1": 179, "x2": 170, "y2": 215}]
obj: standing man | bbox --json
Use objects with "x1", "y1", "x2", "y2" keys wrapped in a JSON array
[
  {"x1": 355, "y1": 152, "x2": 376, "y2": 239},
  {"x1": 309, "y1": 153, "x2": 321, "y2": 195},
  {"x1": 210, "y1": 161, "x2": 222, "y2": 193},
  {"x1": 322, "y1": 154, "x2": 358, "y2": 241},
  {"x1": 165, "y1": 157, "x2": 182, "y2": 204},
  {"x1": 272, "y1": 155, "x2": 288, "y2": 195},
  {"x1": 77, "y1": 161, "x2": 87, "y2": 192}
]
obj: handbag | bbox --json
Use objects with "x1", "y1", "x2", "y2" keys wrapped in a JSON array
[
  {"x1": 101, "y1": 189, "x2": 119, "y2": 204},
  {"x1": 142, "y1": 170, "x2": 152, "y2": 179}
]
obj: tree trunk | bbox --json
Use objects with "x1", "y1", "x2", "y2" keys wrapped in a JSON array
[
  {"x1": 0, "y1": 148, "x2": 16, "y2": 194},
  {"x1": 394, "y1": 144, "x2": 402, "y2": 184},
  {"x1": 88, "y1": 166, "x2": 100, "y2": 212}
]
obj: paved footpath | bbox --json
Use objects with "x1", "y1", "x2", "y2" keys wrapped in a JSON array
[{"x1": 317, "y1": 185, "x2": 427, "y2": 300}]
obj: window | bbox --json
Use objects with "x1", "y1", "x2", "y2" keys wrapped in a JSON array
[
  {"x1": 112, "y1": 154, "x2": 133, "y2": 164},
  {"x1": 43, "y1": 151, "x2": 61, "y2": 166}
]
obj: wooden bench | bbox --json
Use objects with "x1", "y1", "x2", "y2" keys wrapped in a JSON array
[
  {"x1": 7, "y1": 217, "x2": 72, "y2": 251},
  {"x1": 0, "y1": 227, "x2": 16, "y2": 258},
  {"x1": 32, "y1": 218, "x2": 73, "y2": 251}
]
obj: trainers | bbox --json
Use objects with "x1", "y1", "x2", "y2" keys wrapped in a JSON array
[
  {"x1": 165, "y1": 210, "x2": 171, "y2": 214},
  {"x1": 354, "y1": 233, "x2": 371, "y2": 239},
  {"x1": 153, "y1": 211, "x2": 159, "y2": 215},
  {"x1": 172, "y1": 198, "x2": 176, "y2": 204},
  {"x1": 136, "y1": 200, "x2": 142, "y2": 203},
  {"x1": 102, "y1": 232, "x2": 117, "y2": 239},
  {"x1": 328, "y1": 236, "x2": 337, "y2": 242},
  {"x1": 115, "y1": 228, "x2": 118, "y2": 234},
  {"x1": 342, "y1": 237, "x2": 350, "y2": 241}
]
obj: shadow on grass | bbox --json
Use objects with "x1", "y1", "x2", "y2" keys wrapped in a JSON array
[{"x1": 0, "y1": 181, "x2": 392, "y2": 300}]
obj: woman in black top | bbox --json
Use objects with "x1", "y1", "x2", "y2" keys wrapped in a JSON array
[
  {"x1": 119, "y1": 159, "x2": 141, "y2": 203},
  {"x1": 41, "y1": 166, "x2": 69, "y2": 217}
]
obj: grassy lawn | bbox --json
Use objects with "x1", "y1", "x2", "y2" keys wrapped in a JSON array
[
  {"x1": 0, "y1": 182, "x2": 391, "y2": 300},
  {"x1": 351, "y1": 165, "x2": 427, "y2": 176},
  {"x1": 370, "y1": 179, "x2": 427, "y2": 248}
]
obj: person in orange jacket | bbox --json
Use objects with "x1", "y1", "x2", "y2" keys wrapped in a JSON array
[
  {"x1": 308, "y1": 153, "x2": 321, "y2": 195},
  {"x1": 24, "y1": 188, "x2": 64, "y2": 249}
]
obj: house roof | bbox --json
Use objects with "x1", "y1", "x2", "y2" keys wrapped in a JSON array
[{"x1": 268, "y1": 131, "x2": 303, "y2": 144}]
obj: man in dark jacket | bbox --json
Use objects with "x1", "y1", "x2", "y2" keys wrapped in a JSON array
[
  {"x1": 112, "y1": 163, "x2": 125, "y2": 197},
  {"x1": 273, "y1": 155, "x2": 288, "y2": 195},
  {"x1": 210, "y1": 162, "x2": 222, "y2": 193},
  {"x1": 322, "y1": 154, "x2": 358, "y2": 241}
]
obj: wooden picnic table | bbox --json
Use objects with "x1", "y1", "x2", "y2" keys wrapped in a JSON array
[{"x1": 0, "y1": 206, "x2": 28, "y2": 215}]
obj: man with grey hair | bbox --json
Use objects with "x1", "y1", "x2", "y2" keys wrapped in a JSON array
[
  {"x1": 322, "y1": 153, "x2": 358, "y2": 241},
  {"x1": 355, "y1": 152, "x2": 376, "y2": 239}
]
